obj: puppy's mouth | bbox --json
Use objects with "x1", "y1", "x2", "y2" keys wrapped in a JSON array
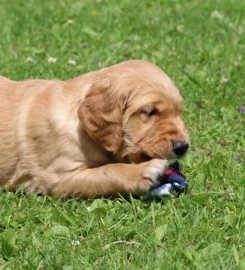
[
  {"x1": 126, "y1": 151, "x2": 180, "y2": 164},
  {"x1": 126, "y1": 152, "x2": 153, "y2": 164},
  {"x1": 141, "y1": 153, "x2": 152, "y2": 162}
]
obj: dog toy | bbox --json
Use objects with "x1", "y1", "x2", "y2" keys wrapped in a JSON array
[{"x1": 150, "y1": 161, "x2": 188, "y2": 196}]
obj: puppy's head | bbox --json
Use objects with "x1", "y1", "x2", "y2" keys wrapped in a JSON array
[{"x1": 78, "y1": 60, "x2": 189, "y2": 163}]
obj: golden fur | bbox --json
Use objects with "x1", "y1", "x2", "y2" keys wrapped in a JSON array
[{"x1": 0, "y1": 60, "x2": 189, "y2": 199}]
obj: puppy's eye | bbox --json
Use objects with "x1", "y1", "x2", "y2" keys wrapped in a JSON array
[{"x1": 142, "y1": 108, "x2": 158, "y2": 117}]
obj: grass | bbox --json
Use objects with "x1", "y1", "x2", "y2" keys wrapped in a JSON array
[{"x1": 0, "y1": 0, "x2": 245, "y2": 269}]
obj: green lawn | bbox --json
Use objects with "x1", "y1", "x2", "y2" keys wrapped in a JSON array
[{"x1": 0, "y1": 0, "x2": 245, "y2": 269}]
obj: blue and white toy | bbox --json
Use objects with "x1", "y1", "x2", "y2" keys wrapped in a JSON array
[{"x1": 150, "y1": 161, "x2": 188, "y2": 196}]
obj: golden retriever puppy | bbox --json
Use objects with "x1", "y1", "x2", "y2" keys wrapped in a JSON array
[{"x1": 0, "y1": 60, "x2": 189, "y2": 199}]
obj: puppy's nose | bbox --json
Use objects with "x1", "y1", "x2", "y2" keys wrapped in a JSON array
[{"x1": 173, "y1": 141, "x2": 189, "y2": 156}]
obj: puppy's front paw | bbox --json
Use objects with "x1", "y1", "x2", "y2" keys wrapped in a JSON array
[
  {"x1": 136, "y1": 159, "x2": 169, "y2": 193},
  {"x1": 142, "y1": 159, "x2": 168, "y2": 185}
]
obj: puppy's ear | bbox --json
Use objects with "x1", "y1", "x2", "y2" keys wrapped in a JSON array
[{"x1": 78, "y1": 78, "x2": 126, "y2": 153}]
